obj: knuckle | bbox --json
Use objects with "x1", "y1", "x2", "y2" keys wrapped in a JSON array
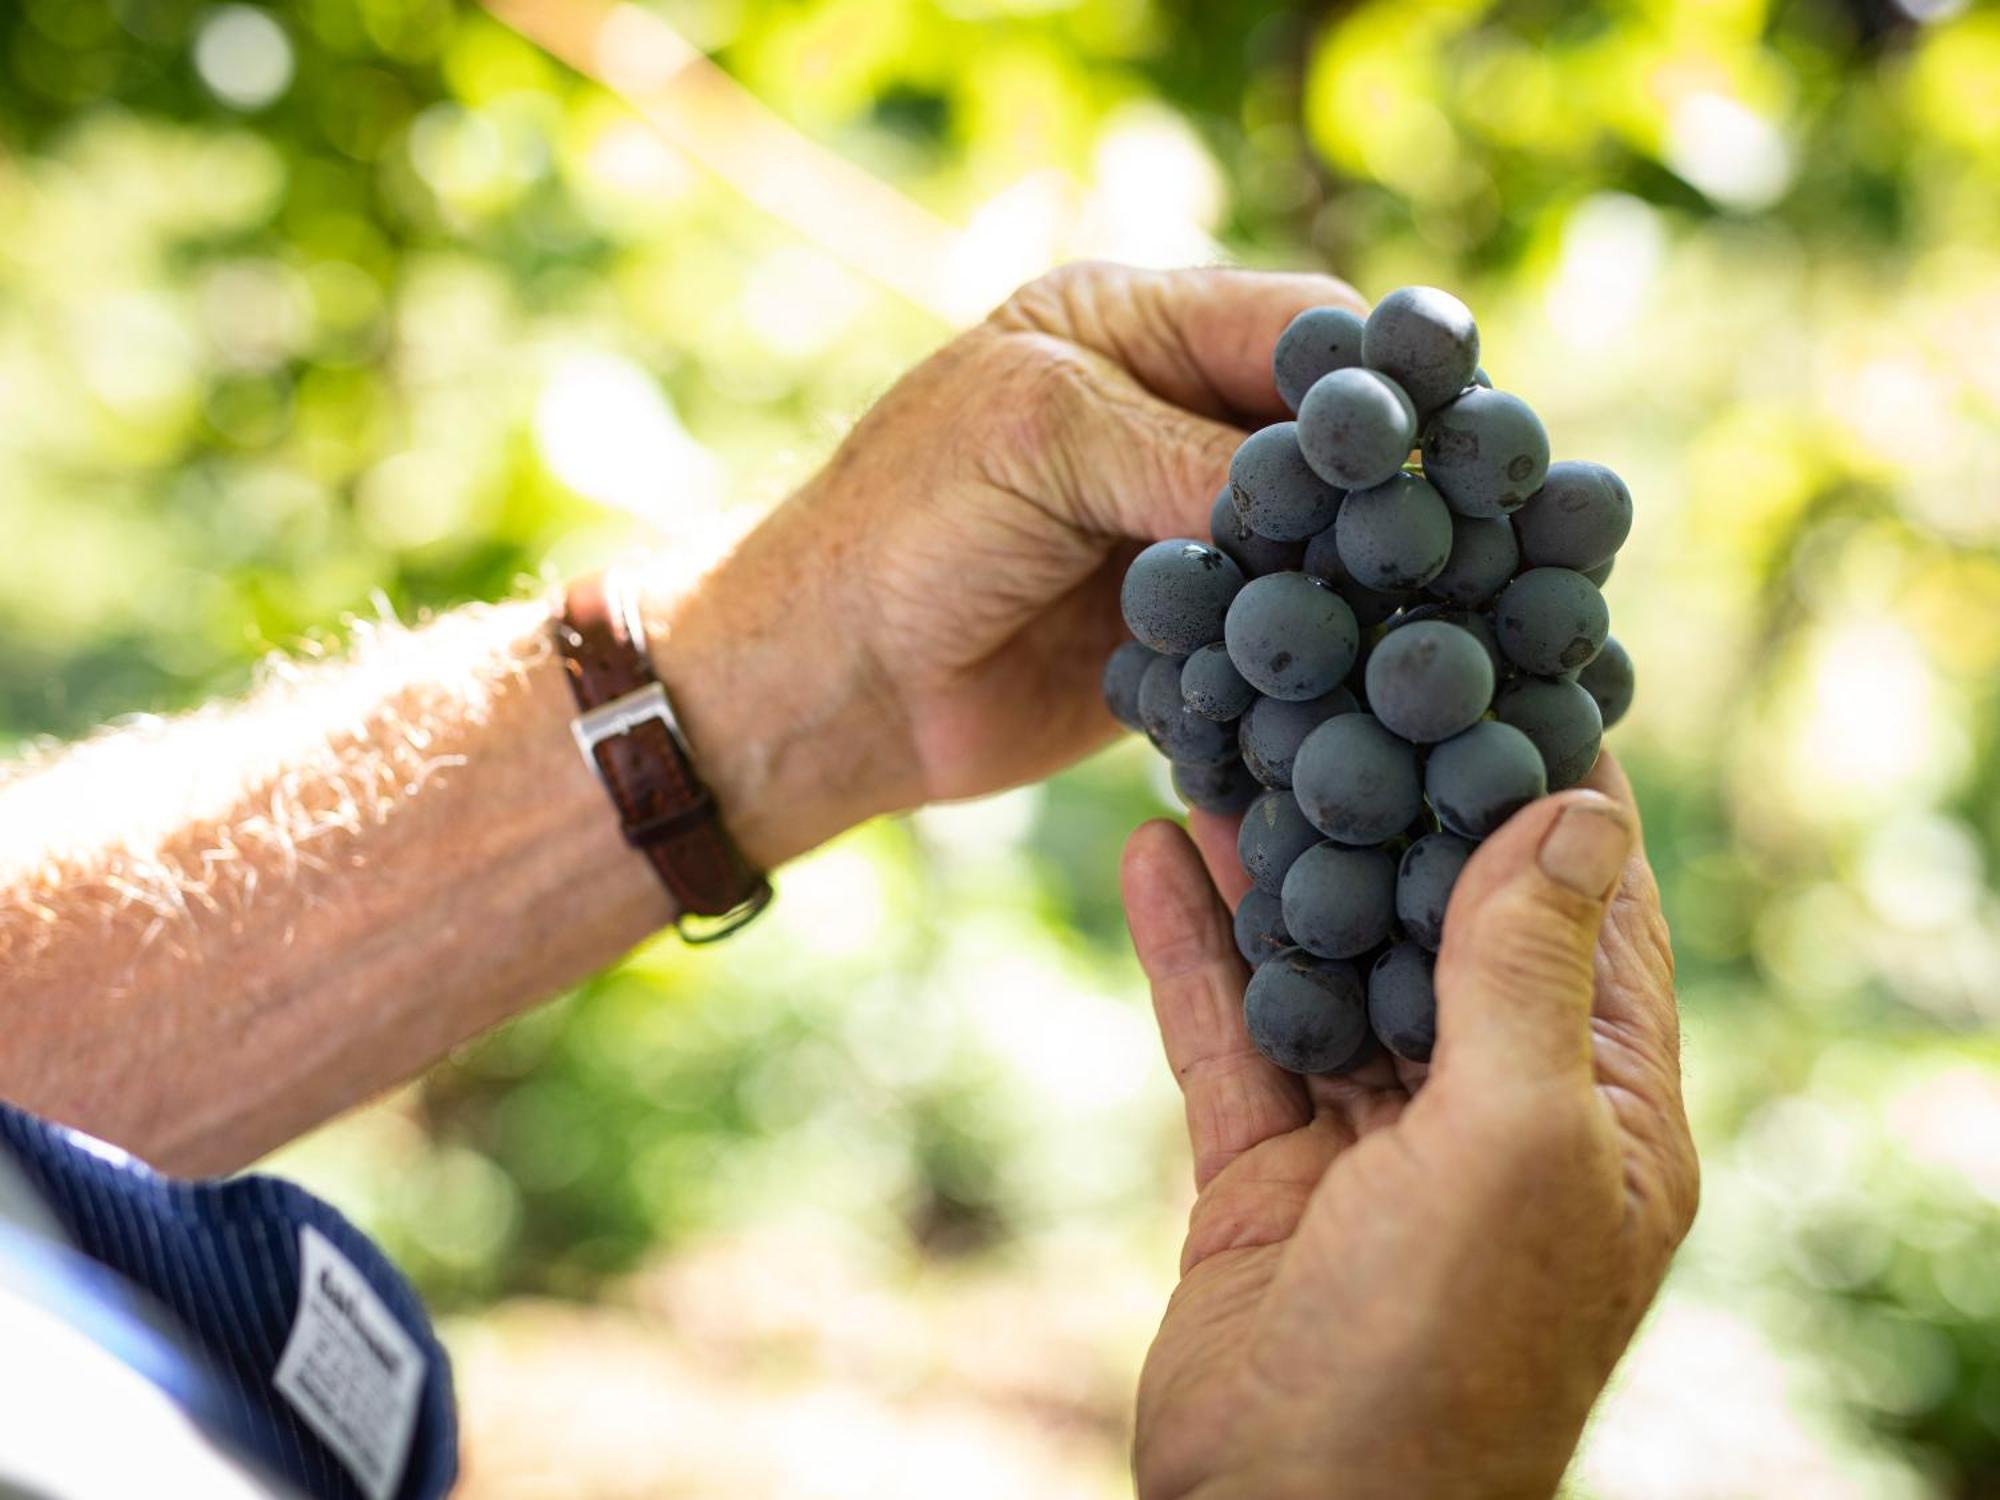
[
  {"x1": 990, "y1": 259, "x2": 1119, "y2": 336},
  {"x1": 1625, "y1": 1132, "x2": 1700, "y2": 1280},
  {"x1": 1611, "y1": 860, "x2": 1677, "y2": 982},
  {"x1": 1645, "y1": 903, "x2": 1678, "y2": 986},
  {"x1": 1188, "y1": 424, "x2": 1239, "y2": 486},
  {"x1": 1021, "y1": 346, "x2": 1097, "y2": 450},
  {"x1": 1036, "y1": 257, "x2": 1117, "y2": 297},
  {"x1": 980, "y1": 331, "x2": 1098, "y2": 456},
  {"x1": 1664, "y1": 1125, "x2": 1702, "y2": 1242},
  {"x1": 1145, "y1": 926, "x2": 1237, "y2": 988}
]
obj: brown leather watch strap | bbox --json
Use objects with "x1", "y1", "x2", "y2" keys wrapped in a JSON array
[{"x1": 555, "y1": 570, "x2": 771, "y2": 940}]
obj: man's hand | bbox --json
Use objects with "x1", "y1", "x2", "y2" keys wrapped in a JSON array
[
  {"x1": 648, "y1": 262, "x2": 1364, "y2": 867},
  {"x1": 0, "y1": 260, "x2": 1364, "y2": 1171},
  {"x1": 1121, "y1": 753, "x2": 1697, "y2": 1500}
]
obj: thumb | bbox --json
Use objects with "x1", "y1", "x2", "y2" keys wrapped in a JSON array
[{"x1": 1429, "y1": 790, "x2": 1635, "y2": 1090}]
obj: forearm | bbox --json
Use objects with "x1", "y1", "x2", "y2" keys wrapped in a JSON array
[
  {"x1": 0, "y1": 595, "x2": 654, "y2": 1173},
  {"x1": 0, "y1": 542, "x2": 894, "y2": 1175}
]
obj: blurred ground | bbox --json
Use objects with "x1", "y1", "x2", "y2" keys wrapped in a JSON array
[{"x1": 447, "y1": 1227, "x2": 1157, "y2": 1499}]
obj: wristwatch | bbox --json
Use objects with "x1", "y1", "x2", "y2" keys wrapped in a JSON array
[{"x1": 554, "y1": 568, "x2": 771, "y2": 942}]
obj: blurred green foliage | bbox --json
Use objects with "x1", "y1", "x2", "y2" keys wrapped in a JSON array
[{"x1": 3, "y1": 0, "x2": 1998, "y2": 1494}]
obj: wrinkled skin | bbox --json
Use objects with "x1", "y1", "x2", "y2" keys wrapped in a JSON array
[
  {"x1": 1123, "y1": 754, "x2": 1697, "y2": 1500},
  {"x1": 663, "y1": 262, "x2": 1369, "y2": 866}
]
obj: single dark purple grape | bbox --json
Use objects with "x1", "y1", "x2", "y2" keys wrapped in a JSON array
[
  {"x1": 1472, "y1": 366, "x2": 1492, "y2": 388},
  {"x1": 1364, "y1": 619, "x2": 1495, "y2": 744},
  {"x1": 1181, "y1": 642, "x2": 1257, "y2": 721},
  {"x1": 1582, "y1": 556, "x2": 1615, "y2": 588},
  {"x1": 1102, "y1": 640, "x2": 1158, "y2": 731},
  {"x1": 1210, "y1": 486, "x2": 1307, "y2": 577},
  {"x1": 1281, "y1": 842, "x2": 1398, "y2": 960},
  {"x1": 1334, "y1": 472, "x2": 1453, "y2": 591},
  {"x1": 1397, "y1": 832, "x2": 1474, "y2": 951},
  {"x1": 1234, "y1": 888, "x2": 1293, "y2": 966},
  {"x1": 1239, "y1": 687, "x2": 1359, "y2": 788},
  {"x1": 1292, "y1": 713, "x2": 1422, "y2": 846},
  {"x1": 1243, "y1": 947, "x2": 1372, "y2": 1074},
  {"x1": 1427, "y1": 513, "x2": 1519, "y2": 607},
  {"x1": 1273, "y1": 305, "x2": 1366, "y2": 414},
  {"x1": 1420, "y1": 387, "x2": 1551, "y2": 519},
  {"x1": 1172, "y1": 758, "x2": 1262, "y2": 815},
  {"x1": 1513, "y1": 461, "x2": 1633, "y2": 572},
  {"x1": 1239, "y1": 788, "x2": 1323, "y2": 896},
  {"x1": 1369, "y1": 942, "x2": 1437, "y2": 1063},
  {"x1": 1296, "y1": 367, "x2": 1417, "y2": 491},
  {"x1": 1138, "y1": 652, "x2": 1188, "y2": 737},
  {"x1": 1224, "y1": 571, "x2": 1359, "y2": 702},
  {"x1": 1425, "y1": 721, "x2": 1547, "y2": 839},
  {"x1": 1381, "y1": 602, "x2": 1503, "y2": 679},
  {"x1": 1155, "y1": 711, "x2": 1243, "y2": 767},
  {"x1": 1139, "y1": 653, "x2": 1236, "y2": 766},
  {"x1": 1493, "y1": 567, "x2": 1609, "y2": 677},
  {"x1": 1230, "y1": 423, "x2": 1344, "y2": 542},
  {"x1": 1361, "y1": 286, "x2": 1480, "y2": 417},
  {"x1": 1304, "y1": 528, "x2": 1409, "y2": 626},
  {"x1": 1577, "y1": 635, "x2": 1635, "y2": 728},
  {"x1": 1493, "y1": 675, "x2": 1603, "y2": 790},
  {"x1": 1121, "y1": 538, "x2": 1245, "y2": 654}
]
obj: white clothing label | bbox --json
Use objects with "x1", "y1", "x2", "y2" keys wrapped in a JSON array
[{"x1": 272, "y1": 1225, "x2": 425, "y2": 1500}]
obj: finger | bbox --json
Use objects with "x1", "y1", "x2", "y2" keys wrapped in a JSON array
[
  {"x1": 1005, "y1": 337, "x2": 1246, "y2": 542},
  {"x1": 1186, "y1": 809, "x2": 1252, "y2": 912},
  {"x1": 1579, "y1": 748, "x2": 1643, "y2": 837},
  {"x1": 1429, "y1": 789, "x2": 1635, "y2": 1092},
  {"x1": 1576, "y1": 750, "x2": 1682, "y2": 1072},
  {"x1": 1191, "y1": 812, "x2": 1411, "y2": 1118},
  {"x1": 996, "y1": 262, "x2": 1369, "y2": 423},
  {"x1": 1122, "y1": 819, "x2": 1310, "y2": 1188}
]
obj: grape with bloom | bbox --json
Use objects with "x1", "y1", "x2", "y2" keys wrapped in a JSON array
[{"x1": 1106, "y1": 286, "x2": 1637, "y2": 1075}]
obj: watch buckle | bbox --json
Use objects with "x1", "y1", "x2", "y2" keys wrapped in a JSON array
[{"x1": 570, "y1": 682, "x2": 685, "y2": 772}]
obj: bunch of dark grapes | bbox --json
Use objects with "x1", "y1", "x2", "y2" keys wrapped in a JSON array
[{"x1": 1104, "y1": 287, "x2": 1637, "y2": 1078}]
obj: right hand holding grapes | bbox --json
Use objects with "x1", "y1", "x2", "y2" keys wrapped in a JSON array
[
  {"x1": 642, "y1": 262, "x2": 1364, "y2": 871},
  {"x1": 1121, "y1": 753, "x2": 1696, "y2": 1500}
]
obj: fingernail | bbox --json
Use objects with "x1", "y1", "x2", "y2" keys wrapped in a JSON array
[{"x1": 1538, "y1": 803, "x2": 1631, "y2": 898}]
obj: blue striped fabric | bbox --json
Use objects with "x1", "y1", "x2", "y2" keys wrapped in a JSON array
[{"x1": 0, "y1": 1102, "x2": 457, "y2": 1500}]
